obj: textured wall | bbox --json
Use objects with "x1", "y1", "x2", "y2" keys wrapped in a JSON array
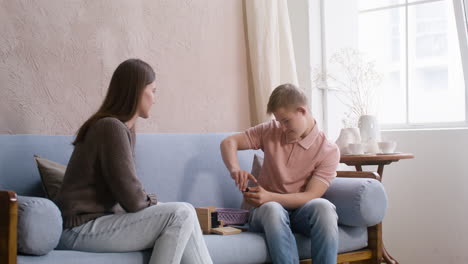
[{"x1": 0, "y1": 0, "x2": 251, "y2": 134}]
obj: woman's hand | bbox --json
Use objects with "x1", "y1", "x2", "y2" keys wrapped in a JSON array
[
  {"x1": 230, "y1": 170, "x2": 257, "y2": 192},
  {"x1": 243, "y1": 186, "x2": 272, "y2": 207}
]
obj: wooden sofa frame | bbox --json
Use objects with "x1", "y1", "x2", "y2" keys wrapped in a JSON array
[
  {"x1": 0, "y1": 190, "x2": 18, "y2": 264},
  {"x1": 0, "y1": 171, "x2": 382, "y2": 264}
]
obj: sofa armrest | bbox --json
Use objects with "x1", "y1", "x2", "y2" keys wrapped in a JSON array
[
  {"x1": 16, "y1": 196, "x2": 63, "y2": 256},
  {"x1": 323, "y1": 177, "x2": 388, "y2": 227},
  {"x1": 0, "y1": 190, "x2": 18, "y2": 264}
]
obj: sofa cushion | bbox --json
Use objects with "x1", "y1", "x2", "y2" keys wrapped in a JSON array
[
  {"x1": 16, "y1": 227, "x2": 368, "y2": 264},
  {"x1": 34, "y1": 155, "x2": 66, "y2": 200},
  {"x1": 17, "y1": 196, "x2": 63, "y2": 255},
  {"x1": 250, "y1": 153, "x2": 263, "y2": 178},
  {"x1": 204, "y1": 225, "x2": 368, "y2": 263},
  {"x1": 17, "y1": 250, "x2": 151, "y2": 264}
]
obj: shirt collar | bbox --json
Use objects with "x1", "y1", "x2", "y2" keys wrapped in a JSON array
[{"x1": 284, "y1": 119, "x2": 319, "y2": 150}]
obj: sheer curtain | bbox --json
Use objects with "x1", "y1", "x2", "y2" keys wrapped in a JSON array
[{"x1": 245, "y1": 0, "x2": 299, "y2": 124}]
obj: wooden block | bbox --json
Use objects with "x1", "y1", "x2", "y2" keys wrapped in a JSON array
[
  {"x1": 195, "y1": 206, "x2": 216, "y2": 234},
  {"x1": 230, "y1": 225, "x2": 249, "y2": 232},
  {"x1": 218, "y1": 220, "x2": 225, "y2": 227},
  {"x1": 198, "y1": 206, "x2": 216, "y2": 212},
  {"x1": 195, "y1": 208, "x2": 211, "y2": 234},
  {"x1": 210, "y1": 226, "x2": 242, "y2": 235}
]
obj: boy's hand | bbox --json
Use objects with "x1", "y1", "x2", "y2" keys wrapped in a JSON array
[
  {"x1": 243, "y1": 186, "x2": 271, "y2": 207},
  {"x1": 230, "y1": 170, "x2": 257, "y2": 192}
]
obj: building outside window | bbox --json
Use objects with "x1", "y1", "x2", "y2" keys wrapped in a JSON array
[{"x1": 358, "y1": 0, "x2": 468, "y2": 128}]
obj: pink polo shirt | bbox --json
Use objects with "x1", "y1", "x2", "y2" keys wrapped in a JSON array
[{"x1": 244, "y1": 119, "x2": 340, "y2": 194}]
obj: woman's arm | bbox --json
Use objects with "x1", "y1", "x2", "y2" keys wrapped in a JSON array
[{"x1": 96, "y1": 119, "x2": 156, "y2": 212}]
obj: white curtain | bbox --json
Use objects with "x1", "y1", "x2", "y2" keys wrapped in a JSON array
[{"x1": 245, "y1": 0, "x2": 299, "y2": 124}]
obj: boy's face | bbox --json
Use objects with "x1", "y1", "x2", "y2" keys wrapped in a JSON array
[{"x1": 273, "y1": 106, "x2": 311, "y2": 141}]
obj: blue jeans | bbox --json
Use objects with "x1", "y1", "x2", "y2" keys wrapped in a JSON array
[
  {"x1": 57, "y1": 202, "x2": 213, "y2": 264},
  {"x1": 249, "y1": 198, "x2": 338, "y2": 264}
]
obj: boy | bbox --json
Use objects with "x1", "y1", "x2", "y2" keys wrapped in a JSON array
[{"x1": 220, "y1": 83, "x2": 340, "y2": 264}]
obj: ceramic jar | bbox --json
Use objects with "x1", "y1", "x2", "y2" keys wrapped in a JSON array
[
  {"x1": 335, "y1": 127, "x2": 361, "y2": 155},
  {"x1": 358, "y1": 115, "x2": 381, "y2": 153}
]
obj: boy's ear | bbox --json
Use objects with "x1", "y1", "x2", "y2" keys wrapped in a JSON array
[{"x1": 297, "y1": 106, "x2": 307, "y2": 114}]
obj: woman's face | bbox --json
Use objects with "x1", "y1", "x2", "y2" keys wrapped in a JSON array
[{"x1": 138, "y1": 81, "x2": 157, "y2": 119}]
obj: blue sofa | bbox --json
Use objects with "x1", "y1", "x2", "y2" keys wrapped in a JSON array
[{"x1": 0, "y1": 133, "x2": 387, "y2": 264}]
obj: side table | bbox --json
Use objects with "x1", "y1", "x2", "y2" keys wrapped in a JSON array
[{"x1": 340, "y1": 153, "x2": 414, "y2": 264}]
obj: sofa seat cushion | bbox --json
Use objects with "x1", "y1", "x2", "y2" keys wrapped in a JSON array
[
  {"x1": 17, "y1": 196, "x2": 63, "y2": 256},
  {"x1": 18, "y1": 226, "x2": 367, "y2": 264},
  {"x1": 205, "y1": 226, "x2": 368, "y2": 263},
  {"x1": 18, "y1": 250, "x2": 150, "y2": 264},
  {"x1": 296, "y1": 225, "x2": 368, "y2": 259}
]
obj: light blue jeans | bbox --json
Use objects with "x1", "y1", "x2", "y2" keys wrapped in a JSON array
[
  {"x1": 249, "y1": 198, "x2": 338, "y2": 264},
  {"x1": 58, "y1": 202, "x2": 213, "y2": 264}
]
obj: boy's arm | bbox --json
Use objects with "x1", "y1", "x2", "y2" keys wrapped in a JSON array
[
  {"x1": 243, "y1": 177, "x2": 328, "y2": 210},
  {"x1": 220, "y1": 133, "x2": 257, "y2": 191},
  {"x1": 244, "y1": 144, "x2": 340, "y2": 210}
]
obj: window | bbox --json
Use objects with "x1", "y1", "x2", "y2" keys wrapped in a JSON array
[
  {"x1": 465, "y1": 0, "x2": 468, "y2": 25},
  {"x1": 358, "y1": 0, "x2": 468, "y2": 128}
]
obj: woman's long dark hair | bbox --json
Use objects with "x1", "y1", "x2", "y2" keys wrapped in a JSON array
[{"x1": 73, "y1": 59, "x2": 155, "y2": 145}]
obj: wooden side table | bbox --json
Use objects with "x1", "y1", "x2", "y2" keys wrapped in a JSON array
[{"x1": 340, "y1": 153, "x2": 414, "y2": 264}]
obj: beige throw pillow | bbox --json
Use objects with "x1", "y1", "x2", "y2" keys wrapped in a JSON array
[
  {"x1": 34, "y1": 155, "x2": 66, "y2": 200},
  {"x1": 250, "y1": 154, "x2": 263, "y2": 179},
  {"x1": 240, "y1": 154, "x2": 264, "y2": 210}
]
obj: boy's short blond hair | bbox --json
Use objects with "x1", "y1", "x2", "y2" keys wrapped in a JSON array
[{"x1": 266, "y1": 83, "x2": 309, "y2": 114}]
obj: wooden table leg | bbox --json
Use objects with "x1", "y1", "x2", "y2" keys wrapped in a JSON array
[
  {"x1": 377, "y1": 165, "x2": 385, "y2": 180},
  {"x1": 353, "y1": 164, "x2": 398, "y2": 264},
  {"x1": 382, "y1": 243, "x2": 398, "y2": 264},
  {"x1": 377, "y1": 166, "x2": 397, "y2": 264}
]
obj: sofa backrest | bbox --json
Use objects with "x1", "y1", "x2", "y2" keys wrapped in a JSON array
[{"x1": 0, "y1": 133, "x2": 261, "y2": 208}]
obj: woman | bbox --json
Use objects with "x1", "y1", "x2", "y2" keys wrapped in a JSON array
[{"x1": 55, "y1": 59, "x2": 213, "y2": 264}]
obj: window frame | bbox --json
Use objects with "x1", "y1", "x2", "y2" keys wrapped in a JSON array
[{"x1": 358, "y1": 0, "x2": 468, "y2": 130}]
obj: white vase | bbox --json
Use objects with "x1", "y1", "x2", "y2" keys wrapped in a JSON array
[
  {"x1": 335, "y1": 127, "x2": 361, "y2": 155},
  {"x1": 358, "y1": 115, "x2": 381, "y2": 153}
]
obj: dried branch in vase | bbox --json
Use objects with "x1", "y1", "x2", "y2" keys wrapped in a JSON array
[{"x1": 314, "y1": 48, "x2": 383, "y2": 128}]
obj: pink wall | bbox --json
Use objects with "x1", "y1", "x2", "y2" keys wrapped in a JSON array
[{"x1": 0, "y1": 0, "x2": 251, "y2": 134}]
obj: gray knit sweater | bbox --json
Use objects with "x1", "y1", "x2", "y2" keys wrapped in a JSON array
[{"x1": 55, "y1": 117, "x2": 157, "y2": 229}]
